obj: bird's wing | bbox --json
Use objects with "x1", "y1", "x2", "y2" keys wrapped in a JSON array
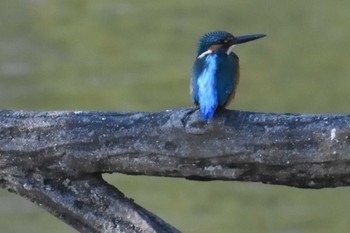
[
  {"x1": 216, "y1": 53, "x2": 239, "y2": 107},
  {"x1": 191, "y1": 57, "x2": 206, "y2": 105}
]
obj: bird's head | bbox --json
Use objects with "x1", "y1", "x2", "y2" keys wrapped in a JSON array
[{"x1": 196, "y1": 31, "x2": 266, "y2": 58}]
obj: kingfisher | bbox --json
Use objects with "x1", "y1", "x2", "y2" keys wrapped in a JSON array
[{"x1": 191, "y1": 31, "x2": 266, "y2": 120}]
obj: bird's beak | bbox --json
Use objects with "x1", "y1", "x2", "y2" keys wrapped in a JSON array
[{"x1": 235, "y1": 34, "x2": 266, "y2": 44}]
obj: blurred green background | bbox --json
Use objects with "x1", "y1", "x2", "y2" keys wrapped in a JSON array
[{"x1": 1, "y1": 1, "x2": 350, "y2": 232}]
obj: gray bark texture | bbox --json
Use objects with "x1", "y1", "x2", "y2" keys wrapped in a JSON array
[{"x1": 1, "y1": 108, "x2": 350, "y2": 232}]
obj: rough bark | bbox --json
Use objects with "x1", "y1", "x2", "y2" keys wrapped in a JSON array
[{"x1": 1, "y1": 108, "x2": 350, "y2": 232}]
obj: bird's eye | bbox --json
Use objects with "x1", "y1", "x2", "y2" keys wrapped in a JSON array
[{"x1": 219, "y1": 37, "x2": 233, "y2": 44}]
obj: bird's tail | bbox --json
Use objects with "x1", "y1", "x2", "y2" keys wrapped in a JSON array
[{"x1": 199, "y1": 99, "x2": 217, "y2": 120}]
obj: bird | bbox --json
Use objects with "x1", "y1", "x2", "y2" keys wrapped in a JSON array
[{"x1": 191, "y1": 31, "x2": 266, "y2": 120}]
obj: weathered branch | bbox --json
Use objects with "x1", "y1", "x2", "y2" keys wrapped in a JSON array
[{"x1": 1, "y1": 108, "x2": 350, "y2": 232}]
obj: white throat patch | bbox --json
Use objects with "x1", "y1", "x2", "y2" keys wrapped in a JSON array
[
  {"x1": 198, "y1": 49, "x2": 213, "y2": 59},
  {"x1": 226, "y1": 44, "x2": 236, "y2": 55},
  {"x1": 198, "y1": 44, "x2": 235, "y2": 59}
]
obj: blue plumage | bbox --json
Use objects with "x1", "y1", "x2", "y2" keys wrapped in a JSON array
[
  {"x1": 192, "y1": 31, "x2": 265, "y2": 120},
  {"x1": 197, "y1": 54, "x2": 219, "y2": 120}
]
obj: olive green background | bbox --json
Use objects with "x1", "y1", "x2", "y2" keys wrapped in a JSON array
[{"x1": 1, "y1": 1, "x2": 350, "y2": 233}]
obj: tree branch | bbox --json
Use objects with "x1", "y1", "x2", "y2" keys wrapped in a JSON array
[{"x1": 1, "y1": 108, "x2": 350, "y2": 232}]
